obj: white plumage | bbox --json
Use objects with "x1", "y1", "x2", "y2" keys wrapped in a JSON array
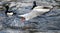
[
  {"x1": 18, "y1": 6, "x2": 53, "y2": 21},
  {"x1": 7, "y1": 12, "x2": 13, "y2": 16}
]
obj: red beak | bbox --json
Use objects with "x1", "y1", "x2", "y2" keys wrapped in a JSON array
[{"x1": 21, "y1": 17, "x2": 25, "y2": 22}]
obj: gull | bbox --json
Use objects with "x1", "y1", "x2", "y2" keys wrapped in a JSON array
[{"x1": 18, "y1": 6, "x2": 53, "y2": 21}]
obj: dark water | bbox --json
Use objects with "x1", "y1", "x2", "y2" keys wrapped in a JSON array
[{"x1": 0, "y1": 0, "x2": 60, "y2": 33}]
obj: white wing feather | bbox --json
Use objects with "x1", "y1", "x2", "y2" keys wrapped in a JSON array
[{"x1": 18, "y1": 6, "x2": 53, "y2": 21}]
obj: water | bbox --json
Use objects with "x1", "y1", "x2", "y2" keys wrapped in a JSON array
[{"x1": 0, "y1": 0, "x2": 60, "y2": 33}]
